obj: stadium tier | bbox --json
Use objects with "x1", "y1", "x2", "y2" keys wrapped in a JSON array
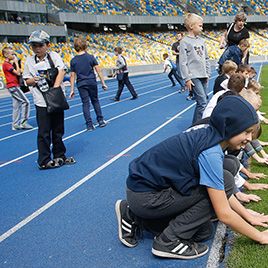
[
  {"x1": 2, "y1": 0, "x2": 268, "y2": 16},
  {"x1": 65, "y1": 0, "x2": 134, "y2": 15},
  {"x1": 243, "y1": 0, "x2": 268, "y2": 15},
  {"x1": 0, "y1": 20, "x2": 56, "y2": 26},
  {"x1": 190, "y1": 0, "x2": 239, "y2": 16},
  {"x1": 1, "y1": 29, "x2": 268, "y2": 80},
  {"x1": 127, "y1": 0, "x2": 183, "y2": 16},
  {"x1": 60, "y1": 0, "x2": 268, "y2": 16}
]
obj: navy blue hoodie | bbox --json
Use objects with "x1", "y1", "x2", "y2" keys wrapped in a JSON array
[{"x1": 127, "y1": 96, "x2": 258, "y2": 195}]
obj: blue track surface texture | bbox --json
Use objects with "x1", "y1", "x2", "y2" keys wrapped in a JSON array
[{"x1": 0, "y1": 64, "x2": 261, "y2": 268}]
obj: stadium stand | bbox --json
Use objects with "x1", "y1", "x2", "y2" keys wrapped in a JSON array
[
  {"x1": 1, "y1": 0, "x2": 268, "y2": 81},
  {"x1": 127, "y1": 0, "x2": 184, "y2": 16},
  {"x1": 65, "y1": 0, "x2": 133, "y2": 15},
  {"x1": 190, "y1": 0, "x2": 239, "y2": 16},
  {"x1": 1, "y1": 28, "x2": 268, "y2": 81},
  {"x1": 243, "y1": 0, "x2": 268, "y2": 15},
  {"x1": 1, "y1": 0, "x2": 267, "y2": 16}
]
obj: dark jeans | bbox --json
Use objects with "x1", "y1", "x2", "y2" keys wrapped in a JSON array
[
  {"x1": 36, "y1": 106, "x2": 66, "y2": 166},
  {"x1": 168, "y1": 69, "x2": 185, "y2": 88},
  {"x1": 78, "y1": 84, "x2": 103, "y2": 126},
  {"x1": 115, "y1": 72, "x2": 137, "y2": 100},
  {"x1": 126, "y1": 156, "x2": 237, "y2": 241}
]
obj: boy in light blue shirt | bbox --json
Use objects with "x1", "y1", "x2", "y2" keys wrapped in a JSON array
[{"x1": 115, "y1": 96, "x2": 268, "y2": 261}]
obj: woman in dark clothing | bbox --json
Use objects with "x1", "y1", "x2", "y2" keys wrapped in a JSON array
[{"x1": 220, "y1": 12, "x2": 250, "y2": 63}]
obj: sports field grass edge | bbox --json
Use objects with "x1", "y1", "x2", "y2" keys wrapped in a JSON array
[{"x1": 225, "y1": 64, "x2": 268, "y2": 268}]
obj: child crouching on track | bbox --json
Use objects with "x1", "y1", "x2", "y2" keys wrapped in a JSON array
[{"x1": 115, "y1": 95, "x2": 268, "y2": 260}]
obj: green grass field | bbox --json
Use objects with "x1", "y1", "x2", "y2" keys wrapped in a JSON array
[{"x1": 226, "y1": 64, "x2": 268, "y2": 268}]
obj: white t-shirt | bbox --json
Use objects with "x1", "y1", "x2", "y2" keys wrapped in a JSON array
[
  {"x1": 23, "y1": 51, "x2": 65, "y2": 107},
  {"x1": 163, "y1": 58, "x2": 172, "y2": 71},
  {"x1": 220, "y1": 78, "x2": 229, "y2": 91},
  {"x1": 202, "y1": 89, "x2": 229, "y2": 118}
]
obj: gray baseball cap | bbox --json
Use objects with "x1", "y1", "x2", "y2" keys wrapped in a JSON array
[{"x1": 28, "y1": 30, "x2": 50, "y2": 44}]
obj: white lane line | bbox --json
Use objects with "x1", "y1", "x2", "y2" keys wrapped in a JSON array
[
  {"x1": 206, "y1": 222, "x2": 227, "y2": 268},
  {"x1": 0, "y1": 77, "x2": 168, "y2": 126},
  {"x1": 0, "y1": 75, "x2": 166, "y2": 114},
  {"x1": 0, "y1": 72, "x2": 218, "y2": 133},
  {"x1": 0, "y1": 90, "x2": 177, "y2": 168},
  {"x1": 0, "y1": 82, "x2": 171, "y2": 142},
  {"x1": 0, "y1": 101, "x2": 195, "y2": 243},
  {"x1": 257, "y1": 63, "x2": 263, "y2": 82}
]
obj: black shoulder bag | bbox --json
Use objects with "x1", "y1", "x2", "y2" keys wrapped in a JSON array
[
  {"x1": 14, "y1": 59, "x2": 30, "y2": 93},
  {"x1": 117, "y1": 56, "x2": 127, "y2": 81},
  {"x1": 35, "y1": 53, "x2": 69, "y2": 113}
]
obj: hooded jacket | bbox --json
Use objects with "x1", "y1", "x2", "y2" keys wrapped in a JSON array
[{"x1": 127, "y1": 96, "x2": 258, "y2": 195}]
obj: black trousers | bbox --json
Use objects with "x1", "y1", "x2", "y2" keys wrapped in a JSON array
[
  {"x1": 126, "y1": 156, "x2": 238, "y2": 241},
  {"x1": 168, "y1": 69, "x2": 184, "y2": 88},
  {"x1": 115, "y1": 72, "x2": 138, "y2": 100},
  {"x1": 36, "y1": 106, "x2": 66, "y2": 166}
]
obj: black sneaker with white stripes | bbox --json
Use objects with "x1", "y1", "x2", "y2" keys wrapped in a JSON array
[
  {"x1": 115, "y1": 200, "x2": 139, "y2": 248},
  {"x1": 152, "y1": 235, "x2": 209, "y2": 259}
]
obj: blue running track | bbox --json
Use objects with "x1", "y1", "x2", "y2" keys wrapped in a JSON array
[{"x1": 0, "y1": 63, "x2": 262, "y2": 268}]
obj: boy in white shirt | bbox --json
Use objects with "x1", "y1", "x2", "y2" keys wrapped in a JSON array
[{"x1": 23, "y1": 30, "x2": 75, "y2": 170}]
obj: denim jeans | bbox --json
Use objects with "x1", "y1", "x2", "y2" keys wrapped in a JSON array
[
  {"x1": 191, "y1": 78, "x2": 208, "y2": 124},
  {"x1": 175, "y1": 62, "x2": 185, "y2": 88},
  {"x1": 78, "y1": 84, "x2": 103, "y2": 126}
]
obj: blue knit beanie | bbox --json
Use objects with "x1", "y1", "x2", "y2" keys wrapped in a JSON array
[{"x1": 210, "y1": 95, "x2": 258, "y2": 139}]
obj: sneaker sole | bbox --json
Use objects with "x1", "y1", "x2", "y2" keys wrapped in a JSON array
[
  {"x1": 115, "y1": 200, "x2": 137, "y2": 248},
  {"x1": 151, "y1": 246, "x2": 209, "y2": 260}
]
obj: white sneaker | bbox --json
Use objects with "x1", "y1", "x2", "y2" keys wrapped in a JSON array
[
  {"x1": 12, "y1": 124, "x2": 21, "y2": 131},
  {"x1": 20, "y1": 121, "x2": 33, "y2": 129}
]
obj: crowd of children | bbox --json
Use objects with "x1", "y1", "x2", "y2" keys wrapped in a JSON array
[
  {"x1": 115, "y1": 12, "x2": 268, "y2": 262},
  {"x1": 2, "y1": 11, "x2": 268, "y2": 263}
]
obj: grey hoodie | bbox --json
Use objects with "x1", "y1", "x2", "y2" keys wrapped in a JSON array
[{"x1": 179, "y1": 35, "x2": 211, "y2": 81}]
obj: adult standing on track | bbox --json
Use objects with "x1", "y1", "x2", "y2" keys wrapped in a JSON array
[
  {"x1": 171, "y1": 32, "x2": 185, "y2": 91},
  {"x1": 220, "y1": 12, "x2": 250, "y2": 64},
  {"x1": 69, "y1": 37, "x2": 108, "y2": 131},
  {"x1": 111, "y1": 47, "x2": 138, "y2": 102}
]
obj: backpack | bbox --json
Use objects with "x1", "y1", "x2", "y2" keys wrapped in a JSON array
[{"x1": 169, "y1": 59, "x2": 177, "y2": 70}]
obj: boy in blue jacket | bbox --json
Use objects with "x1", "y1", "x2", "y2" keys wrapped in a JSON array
[
  {"x1": 218, "y1": 39, "x2": 250, "y2": 74},
  {"x1": 115, "y1": 96, "x2": 268, "y2": 260}
]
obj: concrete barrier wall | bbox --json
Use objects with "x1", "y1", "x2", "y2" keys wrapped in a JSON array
[
  {"x1": 102, "y1": 60, "x2": 219, "y2": 77},
  {"x1": 0, "y1": 24, "x2": 66, "y2": 36},
  {"x1": 58, "y1": 13, "x2": 268, "y2": 25},
  {"x1": 0, "y1": 0, "x2": 46, "y2": 13}
]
